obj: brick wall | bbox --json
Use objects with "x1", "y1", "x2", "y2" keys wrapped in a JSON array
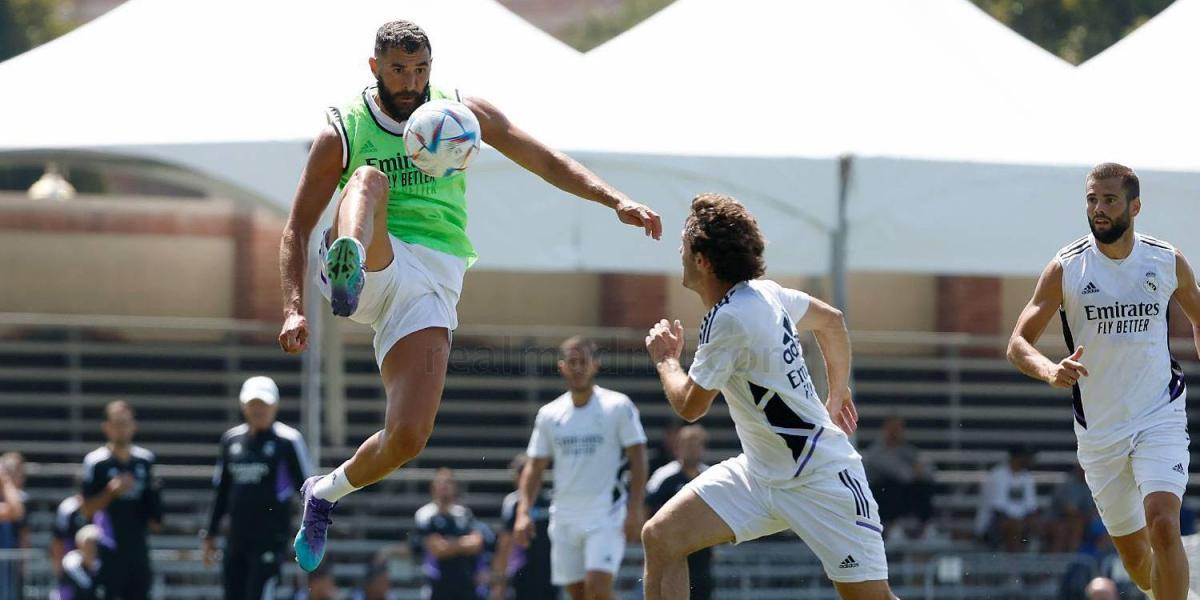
[{"x1": 599, "y1": 273, "x2": 667, "y2": 329}]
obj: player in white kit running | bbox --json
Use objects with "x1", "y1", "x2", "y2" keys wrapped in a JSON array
[
  {"x1": 1009, "y1": 163, "x2": 1200, "y2": 600},
  {"x1": 643, "y1": 193, "x2": 895, "y2": 600},
  {"x1": 514, "y1": 336, "x2": 648, "y2": 600}
]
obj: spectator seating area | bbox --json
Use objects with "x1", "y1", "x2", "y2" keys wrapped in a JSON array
[{"x1": 0, "y1": 317, "x2": 1195, "y2": 598}]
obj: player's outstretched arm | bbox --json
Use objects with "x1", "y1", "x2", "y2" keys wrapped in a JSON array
[
  {"x1": 464, "y1": 96, "x2": 662, "y2": 240},
  {"x1": 1173, "y1": 250, "x2": 1200, "y2": 359},
  {"x1": 1007, "y1": 259, "x2": 1087, "y2": 388},
  {"x1": 795, "y1": 297, "x2": 858, "y2": 433},
  {"x1": 645, "y1": 319, "x2": 720, "y2": 422}
]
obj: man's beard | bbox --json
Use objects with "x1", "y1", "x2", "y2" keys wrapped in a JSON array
[
  {"x1": 375, "y1": 76, "x2": 423, "y2": 120},
  {"x1": 1090, "y1": 213, "x2": 1130, "y2": 244}
]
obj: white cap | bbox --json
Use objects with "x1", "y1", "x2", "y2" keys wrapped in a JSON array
[{"x1": 239, "y1": 376, "x2": 279, "y2": 405}]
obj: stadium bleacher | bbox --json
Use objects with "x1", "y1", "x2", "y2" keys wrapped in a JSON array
[{"x1": 1, "y1": 315, "x2": 1196, "y2": 598}]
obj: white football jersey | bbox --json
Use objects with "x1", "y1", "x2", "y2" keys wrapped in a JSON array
[
  {"x1": 1057, "y1": 233, "x2": 1186, "y2": 448},
  {"x1": 527, "y1": 386, "x2": 647, "y2": 521},
  {"x1": 688, "y1": 279, "x2": 861, "y2": 487}
]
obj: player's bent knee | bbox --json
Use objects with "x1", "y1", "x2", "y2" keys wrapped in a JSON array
[
  {"x1": 348, "y1": 166, "x2": 390, "y2": 198},
  {"x1": 379, "y1": 423, "x2": 432, "y2": 467},
  {"x1": 641, "y1": 516, "x2": 678, "y2": 558},
  {"x1": 1147, "y1": 512, "x2": 1180, "y2": 548}
]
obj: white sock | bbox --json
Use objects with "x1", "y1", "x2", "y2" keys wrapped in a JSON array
[{"x1": 312, "y1": 466, "x2": 359, "y2": 502}]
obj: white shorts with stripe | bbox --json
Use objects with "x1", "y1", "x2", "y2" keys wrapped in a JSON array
[
  {"x1": 688, "y1": 453, "x2": 888, "y2": 583},
  {"x1": 1078, "y1": 407, "x2": 1190, "y2": 537},
  {"x1": 314, "y1": 229, "x2": 466, "y2": 367}
]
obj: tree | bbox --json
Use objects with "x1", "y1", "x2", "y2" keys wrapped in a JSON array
[
  {"x1": 971, "y1": 0, "x2": 1175, "y2": 64},
  {"x1": 0, "y1": 0, "x2": 72, "y2": 63},
  {"x1": 558, "y1": 0, "x2": 675, "y2": 52}
]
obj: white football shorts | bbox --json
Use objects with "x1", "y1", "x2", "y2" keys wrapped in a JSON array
[
  {"x1": 688, "y1": 454, "x2": 888, "y2": 583},
  {"x1": 547, "y1": 514, "x2": 626, "y2": 585},
  {"x1": 315, "y1": 229, "x2": 465, "y2": 367},
  {"x1": 1078, "y1": 405, "x2": 1190, "y2": 537}
]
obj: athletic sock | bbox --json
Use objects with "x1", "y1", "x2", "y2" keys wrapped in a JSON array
[{"x1": 312, "y1": 465, "x2": 359, "y2": 502}]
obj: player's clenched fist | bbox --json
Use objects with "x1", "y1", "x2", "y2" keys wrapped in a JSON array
[
  {"x1": 512, "y1": 511, "x2": 535, "y2": 548},
  {"x1": 645, "y1": 319, "x2": 684, "y2": 364},
  {"x1": 279, "y1": 312, "x2": 309, "y2": 354},
  {"x1": 1046, "y1": 345, "x2": 1088, "y2": 388}
]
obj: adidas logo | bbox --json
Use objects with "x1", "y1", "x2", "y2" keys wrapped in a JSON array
[
  {"x1": 839, "y1": 555, "x2": 859, "y2": 569},
  {"x1": 1081, "y1": 281, "x2": 1100, "y2": 295},
  {"x1": 1174, "y1": 463, "x2": 1186, "y2": 475},
  {"x1": 359, "y1": 140, "x2": 377, "y2": 153}
]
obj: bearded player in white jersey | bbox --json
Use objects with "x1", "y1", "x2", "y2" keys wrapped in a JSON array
[
  {"x1": 1009, "y1": 163, "x2": 1200, "y2": 600},
  {"x1": 643, "y1": 193, "x2": 895, "y2": 600}
]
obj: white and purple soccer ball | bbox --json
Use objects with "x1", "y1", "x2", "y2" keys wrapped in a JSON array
[{"x1": 402, "y1": 99, "x2": 481, "y2": 178}]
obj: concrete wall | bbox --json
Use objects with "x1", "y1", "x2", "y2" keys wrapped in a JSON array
[
  {"x1": 6, "y1": 194, "x2": 1188, "y2": 351},
  {"x1": 0, "y1": 232, "x2": 233, "y2": 317}
]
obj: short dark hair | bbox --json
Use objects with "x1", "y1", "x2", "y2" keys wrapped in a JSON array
[
  {"x1": 375, "y1": 20, "x2": 431, "y2": 56},
  {"x1": 105, "y1": 400, "x2": 133, "y2": 421},
  {"x1": 1088, "y1": 162, "x2": 1139, "y2": 202},
  {"x1": 558, "y1": 335, "x2": 598, "y2": 360},
  {"x1": 684, "y1": 193, "x2": 766, "y2": 283}
]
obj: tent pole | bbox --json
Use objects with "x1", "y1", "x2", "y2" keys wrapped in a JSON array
[
  {"x1": 301, "y1": 269, "x2": 324, "y2": 470},
  {"x1": 833, "y1": 154, "x2": 852, "y2": 313}
]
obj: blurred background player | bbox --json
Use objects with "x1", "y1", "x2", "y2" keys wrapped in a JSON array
[
  {"x1": 350, "y1": 559, "x2": 389, "y2": 600},
  {"x1": 1085, "y1": 577, "x2": 1120, "y2": 600},
  {"x1": 412, "y1": 468, "x2": 493, "y2": 600},
  {"x1": 646, "y1": 424, "x2": 712, "y2": 600},
  {"x1": 80, "y1": 400, "x2": 162, "y2": 600},
  {"x1": 862, "y1": 415, "x2": 936, "y2": 539},
  {"x1": 0, "y1": 452, "x2": 27, "y2": 599},
  {"x1": 642, "y1": 193, "x2": 896, "y2": 600},
  {"x1": 973, "y1": 445, "x2": 1041, "y2": 552},
  {"x1": 1008, "y1": 162, "x2": 1200, "y2": 600},
  {"x1": 491, "y1": 454, "x2": 554, "y2": 600},
  {"x1": 280, "y1": 18, "x2": 662, "y2": 573},
  {"x1": 202, "y1": 376, "x2": 313, "y2": 600},
  {"x1": 51, "y1": 489, "x2": 90, "y2": 579},
  {"x1": 515, "y1": 336, "x2": 648, "y2": 600},
  {"x1": 58, "y1": 524, "x2": 107, "y2": 600},
  {"x1": 293, "y1": 561, "x2": 338, "y2": 600}
]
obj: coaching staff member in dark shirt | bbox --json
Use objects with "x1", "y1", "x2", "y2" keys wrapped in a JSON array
[
  {"x1": 80, "y1": 400, "x2": 163, "y2": 600},
  {"x1": 202, "y1": 376, "x2": 313, "y2": 600}
]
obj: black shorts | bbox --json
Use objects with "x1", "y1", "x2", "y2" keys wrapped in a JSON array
[{"x1": 106, "y1": 551, "x2": 152, "y2": 600}]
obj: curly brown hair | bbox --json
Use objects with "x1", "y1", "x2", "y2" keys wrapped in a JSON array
[{"x1": 684, "y1": 193, "x2": 765, "y2": 283}]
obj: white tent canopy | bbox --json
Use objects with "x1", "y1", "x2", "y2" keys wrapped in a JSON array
[
  {"x1": 2, "y1": 0, "x2": 1198, "y2": 276},
  {"x1": 1075, "y1": 0, "x2": 1200, "y2": 173},
  {"x1": 573, "y1": 0, "x2": 1200, "y2": 275},
  {"x1": 0, "y1": 0, "x2": 678, "y2": 273},
  {"x1": 580, "y1": 0, "x2": 1083, "y2": 164}
]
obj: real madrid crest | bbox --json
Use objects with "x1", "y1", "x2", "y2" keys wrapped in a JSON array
[
  {"x1": 230, "y1": 442, "x2": 243, "y2": 456},
  {"x1": 1144, "y1": 271, "x2": 1158, "y2": 294}
]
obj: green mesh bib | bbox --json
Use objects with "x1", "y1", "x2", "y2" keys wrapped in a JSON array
[{"x1": 328, "y1": 85, "x2": 475, "y2": 265}]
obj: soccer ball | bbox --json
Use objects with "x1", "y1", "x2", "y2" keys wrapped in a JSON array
[{"x1": 403, "y1": 99, "x2": 481, "y2": 178}]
